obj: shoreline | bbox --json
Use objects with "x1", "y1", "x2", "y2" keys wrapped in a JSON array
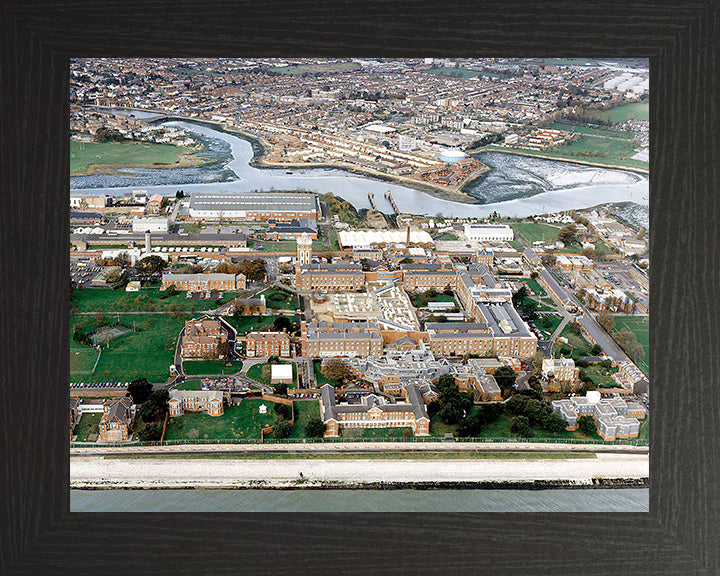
[
  {"x1": 70, "y1": 451, "x2": 649, "y2": 490},
  {"x1": 475, "y1": 145, "x2": 649, "y2": 175}
]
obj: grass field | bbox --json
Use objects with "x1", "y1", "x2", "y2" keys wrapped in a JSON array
[
  {"x1": 73, "y1": 413, "x2": 101, "y2": 442},
  {"x1": 510, "y1": 221, "x2": 562, "y2": 245},
  {"x1": 612, "y1": 315, "x2": 649, "y2": 373},
  {"x1": 164, "y1": 399, "x2": 281, "y2": 441},
  {"x1": 174, "y1": 380, "x2": 201, "y2": 391},
  {"x1": 225, "y1": 315, "x2": 283, "y2": 335},
  {"x1": 590, "y1": 102, "x2": 649, "y2": 123},
  {"x1": 246, "y1": 361, "x2": 297, "y2": 388},
  {"x1": 581, "y1": 364, "x2": 620, "y2": 388},
  {"x1": 549, "y1": 122, "x2": 634, "y2": 139},
  {"x1": 536, "y1": 314, "x2": 564, "y2": 338},
  {"x1": 268, "y1": 62, "x2": 360, "y2": 75},
  {"x1": 524, "y1": 278, "x2": 547, "y2": 297},
  {"x1": 182, "y1": 360, "x2": 244, "y2": 376},
  {"x1": 70, "y1": 139, "x2": 190, "y2": 175},
  {"x1": 288, "y1": 401, "x2": 321, "y2": 439},
  {"x1": 555, "y1": 324, "x2": 593, "y2": 359},
  {"x1": 258, "y1": 288, "x2": 297, "y2": 310},
  {"x1": 70, "y1": 347, "x2": 100, "y2": 375},
  {"x1": 422, "y1": 67, "x2": 500, "y2": 79},
  {"x1": 71, "y1": 287, "x2": 238, "y2": 313},
  {"x1": 70, "y1": 313, "x2": 186, "y2": 383}
]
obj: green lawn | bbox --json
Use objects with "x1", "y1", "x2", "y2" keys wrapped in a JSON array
[
  {"x1": 70, "y1": 313, "x2": 186, "y2": 383},
  {"x1": 288, "y1": 401, "x2": 322, "y2": 439},
  {"x1": 508, "y1": 240, "x2": 525, "y2": 251},
  {"x1": 71, "y1": 287, "x2": 239, "y2": 313},
  {"x1": 225, "y1": 315, "x2": 282, "y2": 335},
  {"x1": 590, "y1": 102, "x2": 649, "y2": 123},
  {"x1": 164, "y1": 400, "x2": 281, "y2": 441},
  {"x1": 413, "y1": 292, "x2": 457, "y2": 308},
  {"x1": 536, "y1": 314, "x2": 564, "y2": 338},
  {"x1": 70, "y1": 139, "x2": 191, "y2": 175},
  {"x1": 555, "y1": 325, "x2": 593, "y2": 359},
  {"x1": 637, "y1": 416, "x2": 650, "y2": 442},
  {"x1": 313, "y1": 360, "x2": 343, "y2": 387},
  {"x1": 524, "y1": 278, "x2": 547, "y2": 297},
  {"x1": 259, "y1": 288, "x2": 298, "y2": 310},
  {"x1": 70, "y1": 347, "x2": 100, "y2": 375},
  {"x1": 581, "y1": 364, "x2": 620, "y2": 388},
  {"x1": 73, "y1": 413, "x2": 101, "y2": 442},
  {"x1": 174, "y1": 380, "x2": 202, "y2": 391},
  {"x1": 268, "y1": 61, "x2": 360, "y2": 75},
  {"x1": 549, "y1": 122, "x2": 634, "y2": 139},
  {"x1": 182, "y1": 360, "x2": 243, "y2": 376},
  {"x1": 612, "y1": 315, "x2": 649, "y2": 373},
  {"x1": 510, "y1": 222, "x2": 562, "y2": 246},
  {"x1": 247, "y1": 361, "x2": 297, "y2": 388}
]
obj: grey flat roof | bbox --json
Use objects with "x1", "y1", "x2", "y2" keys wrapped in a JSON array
[{"x1": 189, "y1": 191, "x2": 318, "y2": 213}]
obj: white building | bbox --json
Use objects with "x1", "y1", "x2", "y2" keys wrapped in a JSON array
[
  {"x1": 132, "y1": 217, "x2": 169, "y2": 234},
  {"x1": 463, "y1": 224, "x2": 514, "y2": 242}
]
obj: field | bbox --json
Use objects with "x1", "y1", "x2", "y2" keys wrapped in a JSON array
[
  {"x1": 182, "y1": 360, "x2": 243, "y2": 376},
  {"x1": 549, "y1": 122, "x2": 634, "y2": 139},
  {"x1": 422, "y1": 67, "x2": 500, "y2": 79},
  {"x1": 612, "y1": 315, "x2": 650, "y2": 373},
  {"x1": 70, "y1": 347, "x2": 100, "y2": 375},
  {"x1": 246, "y1": 361, "x2": 297, "y2": 388},
  {"x1": 225, "y1": 315, "x2": 285, "y2": 335},
  {"x1": 258, "y1": 288, "x2": 297, "y2": 310},
  {"x1": 288, "y1": 401, "x2": 321, "y2": 439},
  {"x1": 174, "y1": 380, "x2": 201, "y2": 391},
  {"x1": 164, "y1": 400, "x2": 281, "y2": 441},
  {"x1": 510, "y1": 221, "x2": 562, "y2": 245},
  {"x1": 71, "y1": 287, "x2": 238, "y2": 313},
  {"x1": 70, "y1": 313, "x2": 186, "y2": 383},
  {"x1": 590, "y1": 102, "x2": 649, "y2": 123},
  {"x1": 524, "y1": 278, "x2": 547, "y2": 297},
  {"x1": 555, "y1": 324, "x2": 593, "y2": 359},
  {"x1": 268, "y1": 62, "x2": 360, "y2": 75},
  {"x1": 73, "y1": 413, "x2": 101, "y2": 442},
  {"x1": 70, "y1": 139, "x2": 189, "y2": 175}
]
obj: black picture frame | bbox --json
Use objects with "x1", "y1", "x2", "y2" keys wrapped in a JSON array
[{"x1": 2, "y1": 0, "x2": 718, "y2": 574}]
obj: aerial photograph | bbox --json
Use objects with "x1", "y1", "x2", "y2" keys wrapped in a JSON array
[{"x1": 68, "y1": 58, "x2": 650, "y2": 512}]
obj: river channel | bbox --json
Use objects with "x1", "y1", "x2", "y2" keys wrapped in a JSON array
[{"x1": 71, "y1": 114, "x2": 649, "y2": 219}]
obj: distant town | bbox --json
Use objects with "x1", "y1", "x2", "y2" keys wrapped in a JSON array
[{"x1": 69, "y1": 59, "x2": 649, "y2": 488}]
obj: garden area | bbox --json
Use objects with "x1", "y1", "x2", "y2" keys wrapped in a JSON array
[
  {"x1": 258, "y1": 287, "x2": 297, "y2": 310},
  {"x1": 70, "y1": 313, "x2": 186, "y2": 383},
  {"x1": 288, "y1": 401, "x2": 321, "y2": 439},
  {"x1": 579, "y1": 363, "x2": 620, "y2": 388},
  {"x1": 225, "y1": 314, "x2": 292, "y2": 336},
  {"x1": 246, "y1": 361, "x2": 297, "y2": 388},
  {"x1": 313, "y1": 360, "x2": 344, "y2": 387},
  {"x1": 182, "y1": 360, "x2": 244, "y2": 376},
  {"x1": 174, "y1": 380, "x2": 201, "y2": 391},
  {"x1": 73, "y1": 413, "x2": 101, "y2": 442}
]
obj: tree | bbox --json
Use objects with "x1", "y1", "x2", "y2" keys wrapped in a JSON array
[
  {"x1": 568, "y1": 321, "x2": 581, "y2": 335},
  {"x1": 578, "y1": 415, "x2": 596, "y2": 436},
  {"x1": 160, "y1": 285, "x2": 178, "y2": 299},
  {"x1": 175, "y1": 190, "x2": 185, "y2": 199},
  {"x1": 127, "y1": 378, "x2": 152, "y2": 405},
  {"x1": 216, "y1": 341, "x2": 231, "y2": 359},
  {"x1": 272, "y1": 383, "x2": 288, "y2": 396},
  {"x1": 591, "y1": 343, "x2": 603, "y2": 356},
  {"x1": 530, "y1": 271, "x2": 539, "y2": 280},
  {"x1": 137, "y1": 423, "x2": 163, "y2": 441},
  {"x1": 139, "y1": 389, "x2": 169, "y2": 423},
  {"x1": 597, "y1": 311, "x2": 615, "y2": 332},
  {"x1": 542, "y1": 412, "x2": 567, "y2": 435},
  {"x1": 510, "y1": 415, "x2": 533, "y2": 438},
  {"x1": 135, "y1": 255, "x2": 168, "y2": 276},
  {"x1": 493, "y1": 366, "x2": 516, "y2": 391},
  {"x1": 557, "y1": 224, "x2": 577, "y2": 244},
  {"x1": 320, "y1": 359, "x2": 351, "y2": 382},
  {"x1": 273, "y1": 421, "x2": 293, "y2": 439},
  {"x1": 274, "y1": 403, "x2": 291, "y2": 419},
  {"x1": 456, "y1": 416, "x2": 481, "y2": 437},
  {"x1": 273, "y1": 316, "x2": 292, "y2": 332},
  {"x1": 305, "y1": 418, "x2": 327, "y2": 438},
  {"x1": 399, "y1": 257, "x2": 414, "y2": 264},
  {"x1": 184, "y1": 263, "x2": 204, "y2": 274}
]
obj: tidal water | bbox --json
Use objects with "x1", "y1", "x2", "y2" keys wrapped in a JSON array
[
  {"x1": 70, "y1": 488, "x2": 649, "y2": 512},
  {"x1": 70, "y1": 117, "x2": 649, "y2": 219}
]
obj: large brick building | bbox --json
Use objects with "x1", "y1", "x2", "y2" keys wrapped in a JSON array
[
  {"x1": 301, "y1": 321, "x2": 383, "y2": 358},
  {"x1": 319, "y1": 383, "x2": 430, "y2": 437},
  {"x1": 188, "y1": 191, "x2": 319, "y2": 221},
  {"x1": 98, "y1": 397, "x2": 134, "y2": 442},
  {"x1": 552, "y1": 394, "x2": 647, "y2": 441},
  {"x1": 181, "y1": 318, "x2": 228, "y2": 358},
  {"x1": 245, "y1": 332, "x2": 291, "y2": 357},
  {"x1": 295, "y1": 262, "x2": 364, "y2": 291},
  {"x1": 162, "y1": 272, "x2": 246, "y2": 292},
  {"x1": 169, "y1": 390, "x2": 224, "y2": 417},
  {"x1": 400, "y1": 263, "x2": 458, "y2": 291}
]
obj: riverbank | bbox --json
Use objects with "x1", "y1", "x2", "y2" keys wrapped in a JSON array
[
  {"x1": 70, "y1": 451, "x2": 649, "y2": 490},
  {"x1": 473, "y1": 145, "x2": 649, "y2": 175}
]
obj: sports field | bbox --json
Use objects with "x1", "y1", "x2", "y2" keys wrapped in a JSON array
[
  {"x1": 70, "y1": 314, "x2": 186, "y2": 383},
  {"x1": 70, "y1": 347, "x2": 101, "y2": 375},
  {"x1": 510, "y1": 221, "x2": 562, "y2": 245},
  {"x1": 612, "y1": 315, "x2": 649, "y2": 372},
  {"x1": 70, "y1": 139, "x2": 190, "y2": 175}
]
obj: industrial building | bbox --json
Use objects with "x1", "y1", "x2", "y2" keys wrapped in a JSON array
[
  {"x1": 463, "y1": 223, "x2": 514, "y2": 242},
  {"x1": 187, "y1": 191, "x2": 319, "y2": 221}
]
